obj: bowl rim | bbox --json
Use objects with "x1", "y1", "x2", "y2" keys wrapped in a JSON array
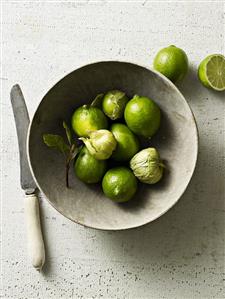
[{"x1": 27, "y1": 60, "x2": 199, "y2": 231}]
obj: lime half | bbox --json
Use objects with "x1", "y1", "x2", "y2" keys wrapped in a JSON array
[{"x1": 198, "y1": 54, "x2": 225, "y2": 91}]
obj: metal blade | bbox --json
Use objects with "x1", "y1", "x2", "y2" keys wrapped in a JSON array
[{"x1": 10, "y1": 84, "x2": 36, "y2": 193}]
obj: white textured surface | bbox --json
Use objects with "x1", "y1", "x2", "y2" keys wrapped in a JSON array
[{"x1": 1, "y1": 1, "x2": 225, "y2": 298}]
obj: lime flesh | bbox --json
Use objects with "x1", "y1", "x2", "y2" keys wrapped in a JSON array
[{"x1": 198, "y1": 54, "x2": 225, "y2": 91}]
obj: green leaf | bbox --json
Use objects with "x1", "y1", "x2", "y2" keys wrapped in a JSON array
[
  {"x1": 43, "y1": 134, "x2": 70, "y2": 155},
  {"x1": 63, "y1": 121, "x2": 72, "y2": 145},
  {"x1": 91, "y1": 93, "x2": 104, "y2": 108}
]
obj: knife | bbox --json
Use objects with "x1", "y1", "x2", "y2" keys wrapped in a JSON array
[{"x1": 10, "y1": 84, "x2": 45, "y2": 271}]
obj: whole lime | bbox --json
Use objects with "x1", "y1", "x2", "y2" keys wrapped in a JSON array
[
  {"x1": 74, "y1": 146, "x2": 107, "y2": 183},
  {"x1": 124, "y1": 95, "x2": 161, "y2": 138},
  {"x1": 102, "y1": 90, "x2": 129, "y2": 120},
  {"x1": 110, "y1": 123, "x2": 139, "y2": 162},
  {"x1": 102, "y1": 167, "x2": 138, "y2": 202},
  {"x1": 153, "y1": 45, "x2": 188, "y2": 82},
  {"x1": 71, "y1": 105, "x2": 108, "y2": 137}
]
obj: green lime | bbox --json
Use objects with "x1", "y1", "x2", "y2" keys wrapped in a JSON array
[
  {"x1": 153, "y1": 45, "x2": 188, "y2": 82},
  {"x1": 110, "y1": 123, "x2": 139, "y2": 162},
  {"x1": 102, "y1": 167, "x2": 138, "y2": 202},
  {"x1": 198, "y1": 54, "x2": 225, "y2": 91},
  {"x1": 74, "y1": 146, "x2": 107, "y2": 183},
  {"x1": 71, "y1": 105, "x2": 108, "y2": 137},
  {"x1": 102, "y1": 90, "x2": 129, "y2": 120},
  {"x1": 124, "y1": 95, "x2": 161, "y2": 138}
]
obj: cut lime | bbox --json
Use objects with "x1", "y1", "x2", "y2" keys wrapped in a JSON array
[{"x1": 198, "y1": 54, "x2": 225, "y2": 91}]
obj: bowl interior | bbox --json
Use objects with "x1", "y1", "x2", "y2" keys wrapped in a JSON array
[{"x1": 28, "y1": 61, "x2": 198, "y2": 230}]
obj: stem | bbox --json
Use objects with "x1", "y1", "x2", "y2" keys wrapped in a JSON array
[
  {"x1": 65, "y1": 144, "x2": 78, "y2": 188},
  {"x1": 66, "y1": 162, "x2": 70, "y2": 188},
  {"x1": 91, "y1": 93, "x2": 104, "y2": 107}
]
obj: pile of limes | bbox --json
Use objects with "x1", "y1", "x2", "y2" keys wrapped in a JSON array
[{"x1": 72, "y1": 91, "x2": 162, "y2": 203}]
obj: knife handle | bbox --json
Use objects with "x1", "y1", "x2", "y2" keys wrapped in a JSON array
[{"x1": 25, "y1": 194, "x2": 45, "y2": 270}]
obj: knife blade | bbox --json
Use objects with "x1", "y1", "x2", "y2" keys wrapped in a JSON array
[
  {"x1": 10, "y1": 84, "x2": 36, "y2": 194},
  {"x1": 10, "y1": 84, "x2": 45, "y2": 270}
]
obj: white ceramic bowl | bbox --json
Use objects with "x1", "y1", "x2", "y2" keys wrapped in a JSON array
[{"x1": 28, "y1": 61, "x2": 198, "y2": 230}]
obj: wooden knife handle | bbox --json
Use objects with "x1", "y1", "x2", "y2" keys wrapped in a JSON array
[{"x1": 25, "y1": 194, "x2": 45, "y2": 270}]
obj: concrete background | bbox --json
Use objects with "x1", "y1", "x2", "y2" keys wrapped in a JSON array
[{"x1": 1, "y1": 1, "x2": 225, "y2": 298}]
